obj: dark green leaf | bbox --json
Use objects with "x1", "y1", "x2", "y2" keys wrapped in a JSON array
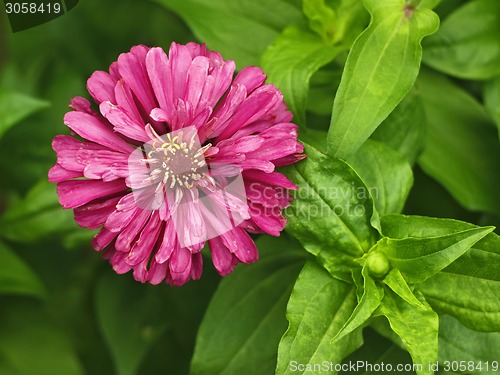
[
  {"x1": 276, "y1": 261, "x2": 363, "y2": 375},
  {"x1": 439, "y1": 315, "x2": 500, "y2": 375},
  {"x1": 0, "y1": 88, "x2": 49, "y2": 139},
  {"x1": 153, "y1": 0, "x2": 302, "y2": 68},
  {"x1": 417, "y1": 69, "x2": 500, "y2": 216},
  {"x1": 261, "y1": 26, "x2": 341, "y2": 125},
  {"x1": 0, "y1": 298, "x2": 84, "y2": 375},
  {"x1": 382, "y1": 214, "x2": 500, "y2": 332},
  {"x1": 190, "y1": 236, "x2": 306, "y2": 375},
  {"x1": 348, "y1": 140, "x2": 414, "y2": 216},
  {"x1": 377, "y1": 225, "x2": 493, "y2": 283},
  {"x1": 423, "y1": 0, "x2": 500, "y2": 79},
  {"x1": 0, "y1": 180, "x2": 80, "y2": 243},
  {"x1": 0, "y1": 241, "x2": 46, "y2": 299},
  {"x1": 374, "y1": 289, "x2": 438, "y2": 375},
  {"x1": 327, "y1": 0, "x2": 439, "y2": 158},
  {"x1": 484, "y1": 76, "x2": 500, "y2": 139},
  {"x1": 95, "y1": 273, "x2": 171, "y2": 375},
  {"x1": 371, "y1": 88, "x2": 426, "y2": 164},
  {"x1": 283, "y1": 143, "x2": 379, "y2": 282},
  {"x1": 341, "y1": 328, "x2": 414, "y2": 375}
]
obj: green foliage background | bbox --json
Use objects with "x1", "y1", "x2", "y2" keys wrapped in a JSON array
[{"x1": 0, "y1": 0, "x2": 499, "y2": 374}]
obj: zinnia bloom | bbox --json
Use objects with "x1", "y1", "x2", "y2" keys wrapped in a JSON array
[{"x1": 49, "y1": 42, "x2": 304, "y2": 286}]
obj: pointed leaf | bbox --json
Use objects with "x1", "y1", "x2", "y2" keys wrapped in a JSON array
[
  {"x1": 423, "y1": 0, "x2": 500, "y2": 79},
  {"x1": 334, "y1": 267, "x2": 383, "y2": 342},
  {"x1": 374, "y1": 289, "x2": 438, "y2": 375},
  {"x1": 348, "y1": 140, "x2": 414, "y2": 216},
  {"x1": 381, "y1": 214, "x2": 500, "y2": 331},
  {"x1": 383, "y1": 269, "x2": 422, "y2": 308},
  {"x1": 0, "y1": 241, "x2": 46, "y2": 299},
  {"x1": 190, "y1": 236, "x2": 305, "y2": 375},
  {"x1": 261, "y1": 26, "x2": 341, "y2": 124},
  {"x1": 0, "y1": 88, "x2": 49, "y2": 139},
  {"x1": 276, "y1": 261, "x2": 363, "y2": 375},
  {"x1": 378, "y1": 226, "x2": 493, "y2": 283},
  {"x1": 327, "y1": 0, "x2": 439, "y2": 158},
  {"x1": 283, "y1": 143, "x2": 379, "y2": 282}
]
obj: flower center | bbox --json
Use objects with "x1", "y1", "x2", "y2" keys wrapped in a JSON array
[{"x1": 144, "y1": 131, "x2": 210, "y2": 190}]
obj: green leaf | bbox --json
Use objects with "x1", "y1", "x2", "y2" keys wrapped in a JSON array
[
  {"x1": 154, "y1": 0, "x2": 302, "y2": 68},
  {"x1": 484, "y1": 76, "x2": 500, "y2": 139},
  {"x1": 261, "y1": 26, "x2": 341, "y2": 125},
  {"x1": 190, "y1": 236, "x2": 306, "y2": 375},
  {"x1": 381, "y1": 214, "x2": 500, "y2": 332},
  {"x1": 303, "y1": 0, "x2": 338, "y2": 44},
  {"x1": 370, "y1": 88, "x2": 426, "y2": 164},
  {"x1": 327, "y1": 0, "x2": 439, "y2": 158},
  {"x1": 0, "y1": 298, "x2": 84, "y2": 375},
  {"x1": 374, "y1": 289, "x2": 438, "y2": 375},
  {"x1": 276, "y1": 261, "x2": 363, "y2": 375},
  {"x1": 417, "y1": 69, "x2": 500, "y2": 216},
  {"x1": 302, "y1": 0, "x2": 368, "y2": 46},
  {"x1": 0, "y1": 242, "x2": 46, "y2": 299},
  {"x1": 348, "y1": 140, "x2": 414, "y2": 216},
  {"x1": 439, "y1": 315, "x2": 500, "y2": 375},
  {"x1": 383, "y1": 269, "x2": 423, "y2": 308},
  {"x1": 95, "y1": 273, "x2": 171, "y2": 375},
  {"x1": 0, "y1": 180, "x2": 80, "y2": 243},
  {"x1": 422, "y1": 0, "x2": 500, "y2": 79},
  {"x1": 377, "y1": 226, "x2": 493, "y2": 283},
  {"x1": 283, "y1": 143, "x2": 379, "y2": 282},
  {"x1": 334, "y1": 267, "x2": 384, "y2": 342},
  {"x1": 0, "y1": 88, "x2": 49, "y2": 139}
]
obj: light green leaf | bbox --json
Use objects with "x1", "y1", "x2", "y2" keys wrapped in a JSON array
[
  {"x1": 417, "y1": 69, "x2": 500, "y2": 216},
  {"x1": 0, "y1": 180, "x2": 79, "y2": 243},
  {"x1": 383, "y1": 269, "x2": 423, "y2": 308},
  {"x1": 378, "y1": 226, "x2": 493, "y2": 283},
  {"x1": 374, "y1": 289, "x2": 438, "y2": 375},
  {"x1": 95, "y1": 273, "x2": 171, "y2": 375},
  {"x1": 0, "y1": 88, "x2": 49, "y2": 139},
  {"x1": 154, "y1": 0, "x2": 302, "y2": 68},
  {"x1": 283, "y1": 143, "x2": 379, "y2": 282},
  {"x1": 190, "y1": 236, "x2": 306, "y2": 375},
  {"x1": 303, "y1": 0, "x2": 368, "y2": 46},
  {"x1": 348, "y1": 140, "x2": 414, "y2": 216},
  {"x1": 423, "y1": 0, "x2": 500, "y2": 79},
  {"x1": 327, "y1": 0, "x2": 439, "y2": 158},
  {"x1": 439, "y1": 315, "x2": 500, "y2": 375},
  {"x1": 334, "y1": 267, "x2": 383, "y2": 342},
  {"x1": 484, "y1": 76, "x2": 500, "y2": 139},
  {"x1": 0, "y1": 242, "x2": 46, "y2": 299},
  {"x1": 261, "y1": 26, "x2": 341, "y2": 125},
  {"x1": 0, "y1": 298, "x2": 84, "y2": 375},
  {"x1": 370, "y1": 88, "x2": 426, "y2": 164},
  {"x1": 276, "y1": 261, "x2": 363, "y2": 375},
  {"x1": 381, "y1": 214, "x2": 500, "y2": 332}
]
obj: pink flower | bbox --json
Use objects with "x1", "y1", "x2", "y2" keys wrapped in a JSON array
[{"x1": 49, "y1": 42, "x2": 305, "y2": 286}]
